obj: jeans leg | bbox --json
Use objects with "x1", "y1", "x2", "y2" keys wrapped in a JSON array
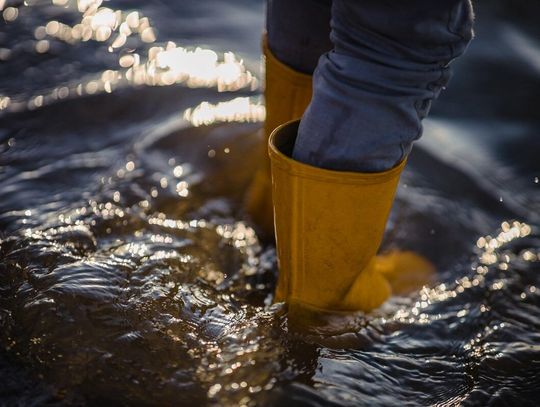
[
  {"x1": 266, "y1": 0, "x2": 333, "y2": 74},
  {"x1": 292, "y1": 0, "x2": 475, "y2": 172}
]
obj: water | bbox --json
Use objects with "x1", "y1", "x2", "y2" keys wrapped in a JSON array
[{"x1": 1, "y1": 0, "x2": 539, "y2": 405}]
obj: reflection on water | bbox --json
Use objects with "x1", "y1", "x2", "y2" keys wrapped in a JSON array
[
  {"x1": 1, "y1": 0, "x2": 540, "y2": 405},
  {"x1": 0, "y1": 0, "x2": 258, "y2": 113},
  {"x1": 184, "y1": 97, "x2": 265, "y2": 127}
]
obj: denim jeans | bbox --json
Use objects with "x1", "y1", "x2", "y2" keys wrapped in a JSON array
[{"x1": 267, "y1": 0, "x2": 474, "y2": 172}]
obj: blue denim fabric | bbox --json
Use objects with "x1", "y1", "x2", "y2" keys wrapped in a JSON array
[
  {"x1": 267, "y1": 0, "x2": 474, "y2": 172},
  {"x1": 266, "y1": 0, "x2": 332, "y2": 74}
]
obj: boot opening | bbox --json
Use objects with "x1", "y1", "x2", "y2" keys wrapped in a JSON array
[{"x1": 272, "y1": 120, "x2": 299, "y2": 158}]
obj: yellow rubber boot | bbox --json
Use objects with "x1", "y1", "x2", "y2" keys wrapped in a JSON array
[
  {"x1": 245, "y1": 37, "x2": 312, "y2": 238},
  {"x1": 269, "y1": 120, "x2": 435, "y2": 312}
]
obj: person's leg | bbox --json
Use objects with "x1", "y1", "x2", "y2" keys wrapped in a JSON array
[
  {"x1": 293, "y1": 0, "x2": 474, "y2": 172},
  {"x1": 263, "y1": 0, "x2": 332, "y2": 140},
  {"x1": 266, "y1": 0, "x2": 332, "y2": 75},
  {"x1": 245, "y1": 0, "x2": 332, "y2": 237},
  {"x1": 269, "y1": 1, "x2": 474, "y2": 313}
]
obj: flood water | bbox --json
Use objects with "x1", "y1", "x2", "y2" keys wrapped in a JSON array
[{"x1": 1, "y1": 0, "x2": 539, "y2": 405}]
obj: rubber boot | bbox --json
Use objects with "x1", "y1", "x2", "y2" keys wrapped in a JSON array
[
  {"x1": 245, "y1": 36, "x2": 312, "y2": 238},
  {"x1": 269, "y1": 120, "x2": 434, "y2": 312}
]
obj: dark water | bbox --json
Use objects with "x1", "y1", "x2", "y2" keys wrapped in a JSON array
[{"x1": 1, "y1": 0, "x2": 539, "y2": 405}]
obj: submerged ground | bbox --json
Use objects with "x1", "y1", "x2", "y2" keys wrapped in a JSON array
[{"x1": 0, "y1": 0, "x2": 539, "y2": 405}]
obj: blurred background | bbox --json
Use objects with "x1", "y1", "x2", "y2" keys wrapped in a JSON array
[{"x1": 0, "y1": 0, "x2": 539, "y2": 405}]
